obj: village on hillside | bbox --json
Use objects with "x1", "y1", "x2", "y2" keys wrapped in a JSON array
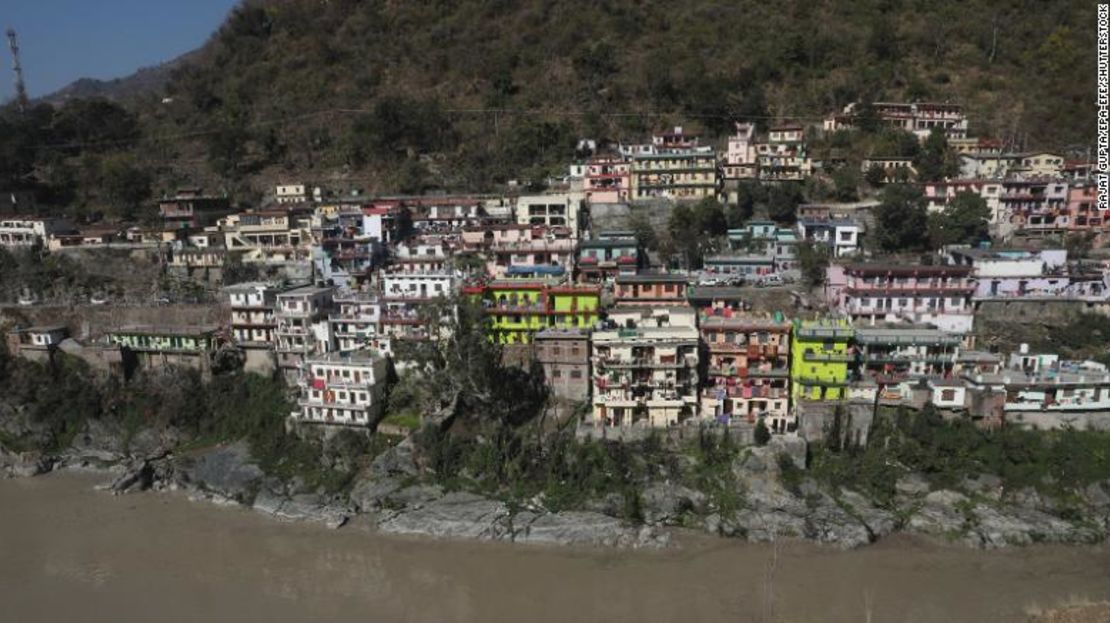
[{"x1": 3, "y1": 100, "x2": 1108, "y2": 445}]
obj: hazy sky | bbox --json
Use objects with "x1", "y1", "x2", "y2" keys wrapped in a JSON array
[{"x1": 0, "y1": 0, "x2": 239, "y2": 100}]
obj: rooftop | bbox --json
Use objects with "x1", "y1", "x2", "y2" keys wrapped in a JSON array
[
  {"x1": 616, "y1": 272, "x2": 689, "y2": 284},
  {"x1": 112, "y1": 324, "x2": 220, "y2": 337}
]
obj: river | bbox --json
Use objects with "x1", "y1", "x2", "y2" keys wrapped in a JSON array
[{"x1": 2, "y1": 472, "x2": 1109, "y2": 622}]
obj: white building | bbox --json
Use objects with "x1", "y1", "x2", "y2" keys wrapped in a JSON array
[
  {"x1": 796, "y1": 219, "x2": 863, "y2": 257},
  {"x1": 296, "y1": 351, "x2": 389, "y2": 427},
  {"x1": 0, "y1": 217, "x2": 72, "y2": 247},
  {"x1": 275, "y1": 285, "x2": 335, "y2": 376},
  {"x1": 275, "y1": 183, "x2": 308, "y2": 204},
  {"x1": 515, "y1": 193, "x2": 583, "y2": 233},
  {"x1": 329, "y1": 290, "x2": 383, "y2": 353},
  {"x1": 225, "y1": 282, "x2": 283, "y2": 347}
]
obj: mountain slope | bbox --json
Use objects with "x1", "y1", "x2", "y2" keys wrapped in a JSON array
[
  {"x1": 39, "y1": 51, "x2": 198, "y2": 107},
  {"x1": 127, "y1": 0, "x2": 1101, "y2": 192}
]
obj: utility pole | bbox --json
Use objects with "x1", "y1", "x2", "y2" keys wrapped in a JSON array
[{"x1": 6, "y1": 28, "x2": 29, "y2": 112}]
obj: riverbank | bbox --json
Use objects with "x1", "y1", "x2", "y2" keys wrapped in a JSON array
[{"x1": 4, "y1": 471, "x2": 1110, "y2": 623}]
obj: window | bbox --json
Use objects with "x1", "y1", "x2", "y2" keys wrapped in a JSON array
[
  {"x1": 570, "y1": 369, "x2": 583, "y2": 379},
  {"x1": 553, "y1": 369, "x2": 562, "y2": 378},
  {"x1": 941, "y1": 389, "x2": 956, "y2": 401}
]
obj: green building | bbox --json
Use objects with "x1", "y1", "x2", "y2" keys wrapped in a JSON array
[
  {"x1": 790, "y1": 319, "x2": 854, "y2": 401},
  {"x1": 462, "y1": 281, "x2": 600, "y2": 344}
]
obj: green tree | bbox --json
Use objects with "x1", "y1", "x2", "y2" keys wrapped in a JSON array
[
  {"x1": 754, "y1": 418, "x2": 771, "y2": 446},
  {"x1": 667, "y1": 197, "x2": 727, "y2": 268},
  {"x1": 832, "y1": 167, "x2": 860, "y2": 201},
  {"x1": 873, "y1": 184, "x2": 930, "y2": 252},
  {"x1": 767, "y1": 183, "x2": 803, "y2": 225},
  {"x1": 914, "y1": 128, "x2": 958, "y2": 182},
  {"x1": 927, "y1": 191, "x2": 990, "y2": 248},
  {"x1": 98, "y1": 154, "x2": 152, "y2": 220},
  {"x1": 796, "y1": 240, "x2": 831, "y2": 287}
]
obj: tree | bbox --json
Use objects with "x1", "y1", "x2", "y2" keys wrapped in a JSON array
[
  {"x1": 728, "y1": 181, "x2": 766, "y2": 227},
  {"x1": 667, "y1": 197, "x2": 727, "y2": 268},
  {"x1": 864, "y1": 164, "x2": 886, "y2": 187},
  {"x1": 796, "y1": 240, "x2": 831, "y2": 287},
  {"x1": 767, "y1": 183, "x2": 803, "y2": 225},
  {"x1": 98, "y1": 154, "x2": 152, "y2": 220},
  {"x1": 914, "y1": 128, "x2": 958, "y2": 182},
  {"x1": 832, "y1": 167, "x2": 860, "y2": 201},
  {"x1": 628, "y1": 210, "x2": 658, "y2": 250},
  {"x1": 927, "y1": 191, "x2": 990, "y2": 248},
  {"x1": 873, "y1": 184, "x2": 930, "y2": 252},
  {"x1": 754, "y1": 418, "x2": 771, "y2": 446}
]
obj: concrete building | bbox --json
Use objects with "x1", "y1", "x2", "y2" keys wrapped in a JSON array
[
  {"x1": 853, "y1": 324, "x2": 961, "y2": 380},
  {"x1": 5, "y1": 325, "x2": 69, "y2": 363},
  {"x1": 0, "y1": 217, "x2": 73, "y2": 247},
  {"x1": 756, "y1": 125, "x2": 814, "y2": 182},
  {"x1": 463, "y1": 280, "x2": 600, "y2": 344},
  {"x1": 106, "y1": 325, "x2": 221, "y2": 374},
  {"x1": 630, "y1": 151, "x2": 719, "y2": 201},
  {"x1": 275, "y1": 183, "x2": 308, "y2": 204},
  {"x1": 583, "y1": 155, "x2": 632, "y2": 204},
  {"x1": 796, "y1": 218, "x2": 863, "y2": 257},
  {"x1": 534, "y1": 328, "x2": 591, "y2": 401},
  {"x1": 329, "y1": 290, "x2": 383, "y2": 354},
  {"x1": 296, "y1": 351, "x2": 389, "y2": 427},
  {"x1": 516, "y1": 193, "x2": 583, "y2": 232},
  {"x1": 614, "y1": 272, "x2": 689, "y2": 305},
  {"x1": 700, "y1": 312, "x2": 793, "y2": 433},
  {"x1": 827, "y1": 263, "x2": 976, "y2": 334},
  {"x1": 590, "y1": 306, "x2": 700, "y2": 428},
  {"x1": 791, "y1": 319, "x2": 854, "y2": 402},
  {"x1": 225, "y1": 282, "x2": 283, "y2": 373},
  {"x1": 158, "y1": 188, "x2": 232, "y2": 230},
  {"x1": 825, "y1": 101, "x2": 968, "y2": 141},
  {"x1": 275, "y1": 285, "x2": 335, "y2": 376},
  {"x1": 577, "y1": 235, "x2": 642, "y2": 282}
]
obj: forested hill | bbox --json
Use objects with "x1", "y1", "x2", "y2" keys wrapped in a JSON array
[{"x1": 2, "y1": 0, "x2": 1099, "y2": 214}]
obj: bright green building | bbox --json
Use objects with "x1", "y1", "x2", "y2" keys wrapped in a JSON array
[
  {"x1": 790, "y1": 319, "x2": 854, "y2": 401},
  {"x1": 463, "y1": 281, "x2": 601, "y2": 344}
]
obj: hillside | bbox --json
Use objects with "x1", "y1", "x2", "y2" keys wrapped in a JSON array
[
  {"x1": 2, "y1": 0, "x2": 1099, "y2": 213},
  {"x1": 37, "y1": 51, "x2": 197, "y2": 107}
]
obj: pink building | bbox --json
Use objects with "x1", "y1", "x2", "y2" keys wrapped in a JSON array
[
  {"x1": 584, "y1": 155, "x2": 631, "y2": 204},
  {"x1": 1066, "y1": 183, "x2": 1108, "y2": 244}
]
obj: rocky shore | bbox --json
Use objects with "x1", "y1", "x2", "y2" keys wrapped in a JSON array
[{"x1": 3, "y1": 421, "x2": 1110, "y2": 551}]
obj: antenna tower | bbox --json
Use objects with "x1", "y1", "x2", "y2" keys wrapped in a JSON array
[{"x1": 6, "y1": 28, "x2": 29, "y2": 112}]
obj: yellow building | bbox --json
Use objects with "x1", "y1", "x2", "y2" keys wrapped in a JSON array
[
  {"x1": 630, "y1": 151, "x2": 719, "y2": 201},
  {"x1": 790, "y1": 319, "x2": 854, "y2": 401},
  {"x1": 463, "y1": 280, "x2": 600, "y2": 344}
]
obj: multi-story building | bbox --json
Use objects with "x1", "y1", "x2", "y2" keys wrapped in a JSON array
[
  {"x1": 702, "y1": 254, "x2": 775, "y2": 278},
  {"x1": 516, "y1": 193, "x2": 583, "y2": 232},
  {"x1": 296, "y1": 351, "x2": 389, "y2": 427},
  {"x1": 221, "y1": 207, "x2": 313, "y2": 265},
  {"x1": 796, "y1": 218, "x2": 863, "y2": 257},
  {"x1": 947, "y1": 247, "x2": 1068, "y2": 299},
  {"x1": 827, "y1": 263, "x2": 976, "y2": 334},
  {"x1": 756, "y1": 124, "x2": 814, "y2": 182},
  {"x1": 584, "y1": 155, "x2": 632, "y2": 204},
  {"x1": 824, "y1": 101, "x2": 968, "y2": 141},
  {"x1": 534, "y1": 328, "x2": 591, "y2": 402},
  {"x1": 700, "y1": 312, "x2": 792, "y2": 433},
  {"x1": 1000, "y1": 178, "x2": 1070, "y2": 240},
  {"x1": 485, "y1": 225, "x2": 576, "y2": 278},
  {"x1": 158, "y1": 188, "x2": 232, "y2": 230},
  {"x1": 577, "y1": 233, "x2": 642, "y2": 282},
  {"x1": 630, "y1": 151, "x2": 719, "y2": 201},
  {"x1": 861, "y1": 157, "x2": 916, "y2": 183},
  {"x1": 379, "y1": 269, "x2": 457, "y2": 339},
  {"x1": 1066, "y1": 183, "x2": 1107, "y2": 243},
  {"x1": 275, "y1": 183, "x2": 308, "y2": 204},
  {"x1": 275, "y1": 285, "x2": 335, "y2": 376},
  {"x1": 614, "y1": 272, "x2": 689, "y2": 305},
  {"x1": 329, "y1": 290, "x2": 383, "y2": 353},
  {"x1": 0, "y1": 217, "x2": 73, "y2": 247},
  {"x1": 790, "y1": 319, "x2": 854, "y2": 402},
  {"x1": 106, "y1": 325, "x2": 221, "y2": 374},
  {"x1": 1010, "y1": 152, "x2": 1066, "y2": 178},
  {"x1": 225, "y1": 281, "x2": 283, "y2": 373},
  {"x1": 853, "y1": 325, "x2": 961, "y2": 381},
  {"x1": 463, "y1": 280, "x2": 600, "y2": 344},
  {"x1": 590, "y1": 306, "x2": 700, "y2": 427},
  {"x1": 722, "y1": 122, "x2": 758, "y2": 181}
]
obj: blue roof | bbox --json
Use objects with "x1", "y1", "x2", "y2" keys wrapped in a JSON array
[{"x1": 507, "y1": 264, "x2": 566, "y2": 275}]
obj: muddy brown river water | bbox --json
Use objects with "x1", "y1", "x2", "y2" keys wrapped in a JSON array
[{"x1": 2, "y1": 472, "x2": 1110, "y2": 622}]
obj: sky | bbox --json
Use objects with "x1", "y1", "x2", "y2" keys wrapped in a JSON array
[{"x1": 0, "y1": 0, "x2": 239, "y2": 100}]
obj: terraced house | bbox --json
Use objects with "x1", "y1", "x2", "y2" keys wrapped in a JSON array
[
  {"x1": 463, "y1": 280, "x2": 600, "y2": 344},
  {"x1": 790, "y1": 319, "x2": 854, "y2": 402},
  {"x1": 590, "y1": 306, "x2": 700, "y2": 428},
  {"x1": 700, "y1": 312, "x2": 793, "y2": 433}
]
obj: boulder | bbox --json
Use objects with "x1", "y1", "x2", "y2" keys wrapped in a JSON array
[
  {"x1": 178, "y1": 442, "x2": 263, "y2": 503},
  {"x1": 377, "y1": 491, "x2": 511, "y2": 540},
  {"x1": 513, "y1": 511, "x2": 666, "y2": 548},
  {"x1": 641, "y1": 482, "x2": 706, "y2": 525},
  {"x1": 895, "y1": 473, "x2": 930, "y2": 497},
  {"x1": 369, "y1": 437, "x2": 419, "y2": 477},
  {"x1": 348, "y1": 474, "x2": 403, "y2": 512}
]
